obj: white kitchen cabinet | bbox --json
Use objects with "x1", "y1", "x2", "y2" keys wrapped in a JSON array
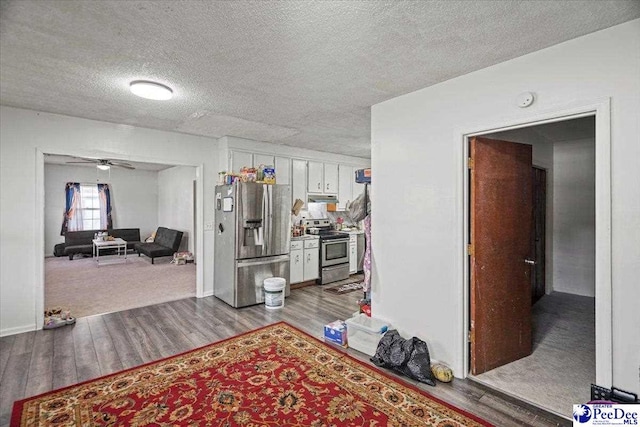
[
  {"x1": 292, "y1": 159, "x2": 307, "y2": 206},
  {"x1": 230, "y1": 151, "x2": 291, "y2": 187},
  {"x1": 349, "y1": 234, "x2": 357, "y2": 274},
  {"x1": 338, "y1": 165, "x2": 353, "y2": 210},
  {"x1": 230, "y1": 150, "x2": 253, "y2": 173},
  {"x1": 290, "y1": 238, "x2": 320, "y2": 284},
  {"x1": 254, "y1": 153, "x2": 275, "y2": 169},
  {"x1": 303, "y1": 239, "x2": 319, "y2": 281},
  {"x1": 323, "y1": 163, "x2": 338, "y2": 194},
  {"x1": 275, "y1": 156, "x2": 290, "y2": 185},
  {"x1": 290, "y1": 241, "x2": 304, "y2": 284},
  {"x1": 307, "y1": 161, "x2": 323, "y2": 193},
  {"x1": 307, "y1": 161, "x2": 338, "y2": 194}
]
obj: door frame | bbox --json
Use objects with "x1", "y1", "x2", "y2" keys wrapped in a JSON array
[
  {"x1": 456, "y1": 98, "x2": 611, "y2": 385},
  {"x1": 35, "y1": 148, "x2": 205, "y2": 331},
  {"x1": 531, "y1": 166, "x2": 547, "y2": 305}
]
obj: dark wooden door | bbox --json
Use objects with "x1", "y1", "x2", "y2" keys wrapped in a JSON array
[
  {"x1": 470, "y1": 136, "x2": 533, "y2": 375},
  {"x1": 531, "y1": 167, "x2": 546, "y2": 304}
]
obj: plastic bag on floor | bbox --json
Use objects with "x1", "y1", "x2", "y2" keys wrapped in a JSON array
[{"x1": 370, "y1": 329, "x2": 436, "y2": 386}]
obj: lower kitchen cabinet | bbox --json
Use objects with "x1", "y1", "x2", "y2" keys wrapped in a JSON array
[
  {"x1": 303, "y1": 239, "x2": 319, "y2": 281},
  {"x1": 290, "y1": 241, "x2": 304, "y2": 284},
  {"x1": 290, "y1": 238, "x2": 319, "y2": 284}
]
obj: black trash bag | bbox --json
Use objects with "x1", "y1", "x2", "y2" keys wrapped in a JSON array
[{"x1": 370, "y1": 329, "x2": 436, "y2": 386}]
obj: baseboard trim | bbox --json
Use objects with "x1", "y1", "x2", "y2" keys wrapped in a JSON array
[
  {"x1": 201, "y1": 290, "x2": 214, "y2": 298},
  {"x1": 1, "y1": 323, "x2": 37, "y2": 337},
  {"x1": 291, "y1": 280, "x2": 317, "y2": 290}
]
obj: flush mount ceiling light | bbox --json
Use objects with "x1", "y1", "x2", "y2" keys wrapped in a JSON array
[
  {"x1": 97, "y1": 164, "x2": 110, "y2": 171},
  {"x1": 129, "y1": 80, "x2": 173, "y2": 100}
]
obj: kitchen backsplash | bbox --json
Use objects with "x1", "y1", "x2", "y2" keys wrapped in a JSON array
[
  {"x1": 291, "y1": 206, "x2": 361, "y2": 231},
  {"x1": 327, "y1": 211, "x2": 358, "y2": 228}
]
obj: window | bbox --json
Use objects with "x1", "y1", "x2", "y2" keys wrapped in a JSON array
[
  {"x1": 80, "y1": 184, "x2": 101, "y2": 230},
  {"x1": 61, "y1": 182, "x2": 113, "y2": 234}
]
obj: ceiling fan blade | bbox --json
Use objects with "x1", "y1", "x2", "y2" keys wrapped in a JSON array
[
  {"x1": 66, "y1": 161, "x2": 97, "y2": 164},
  {"x1": 72, "y1": 157, "x2": 100, "y2": 162},
  {"x1": 110, "y1": 162, "x2": 135, "y2": 170}
]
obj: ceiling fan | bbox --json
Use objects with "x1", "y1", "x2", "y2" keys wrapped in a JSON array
[{"x1": 66, "y1": 158, "x2": 135, "y2": 170}]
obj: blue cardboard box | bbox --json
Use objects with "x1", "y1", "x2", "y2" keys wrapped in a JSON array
[
  {"x1": 324, "y1": 320, "x2": 347, "y2": 346},
  {"x1": 355, "y1": 168, "x2": 371, "y2": 184}
]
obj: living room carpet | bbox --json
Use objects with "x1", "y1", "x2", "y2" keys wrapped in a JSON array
[
  {"x1": 12, "y1": 322, "x2": 491, "y2": 426},
  {"x1": 45, "y1": 255, "x2": 195, "y2": 318}
]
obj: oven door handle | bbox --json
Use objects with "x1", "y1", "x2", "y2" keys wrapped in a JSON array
[{"x1": 323, "y1": 239, "x2": 350, "y2": 244}]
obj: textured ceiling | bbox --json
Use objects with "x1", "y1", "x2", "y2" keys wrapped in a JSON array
[{"x1": 1, "y1": 1, "x2": 638, "y2": 159}]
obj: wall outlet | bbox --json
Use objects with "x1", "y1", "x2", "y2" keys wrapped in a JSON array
[{"x1": 204, "y1": 222, "x2": 214, "y2": 231}]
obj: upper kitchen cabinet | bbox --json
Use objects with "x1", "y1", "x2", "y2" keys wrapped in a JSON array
[
  {"x1": 230, "y1": 150, "x2": 253, "y2": 173},
  {"x1": 338, "y1": 164, "x2": 353, "y2": 210},
  {"x1": 307, "y1": 161, "x2": 323, "y2": 193},
  {"x1": 275, "y1": 156, "x2": 291, "y2": 185},
  {"x1": 222, "y1": 139, "x2": 368, "y2": 208},
  {"x1": 230, "y1": 151, "x2": 290, "y2": 185},
  {"x1": 307, "y1": 161, "x2": 338, "y2": 194},
  {"x1": 292, "y1": 159, "x2": 307, "y2": 206},
  {"x1": 254, "y1": 153, "x2": 275, "y2": 168},
  {"x1": 323, "y1": 163, "x2": 338, "y2": 194}
]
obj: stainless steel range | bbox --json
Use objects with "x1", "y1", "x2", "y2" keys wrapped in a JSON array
[{"x1": 304, "y1": 219, "x2": 350, "y2": 285}]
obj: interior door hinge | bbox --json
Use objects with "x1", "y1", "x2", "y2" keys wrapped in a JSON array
[
  {"x1": 467, "y1": 244, "x2": 474, "y2": 256},
  {"x1": 467, "y1": 157, "x2": 474, "y2": 169},
  {"x1": 468, "y1": 330, "x2": 474, "y2": 343}
]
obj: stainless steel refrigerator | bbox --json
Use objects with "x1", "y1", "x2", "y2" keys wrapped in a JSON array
[{"x1": 214, "y1": 183, "x2": 291, "y2": 307}]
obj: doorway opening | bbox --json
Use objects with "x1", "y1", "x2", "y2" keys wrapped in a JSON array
[
  {"x1": 466, "y1": 116, "x2": 597, "y2": 417},
  {"x1": 41, "y1": 154, "x2": 199, "y2": 320}
]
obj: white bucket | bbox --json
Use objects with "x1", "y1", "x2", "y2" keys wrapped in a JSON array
[{"x1": 264, "y1": 277, "x2": 286, "y2": 310}]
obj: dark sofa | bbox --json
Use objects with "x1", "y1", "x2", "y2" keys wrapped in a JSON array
[
  {"x1": 61, "y1": 228, "x2": 141, "y2": 260},
  {"x1": 134, "y1": 227, "x2": 183, "y2": 264}
]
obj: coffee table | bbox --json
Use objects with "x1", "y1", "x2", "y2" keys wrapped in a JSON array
[{"x1": 93, "y1": 238, "x2": 128, "y2": 266}]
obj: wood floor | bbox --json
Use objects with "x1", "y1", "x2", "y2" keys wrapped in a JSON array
[{"x1": 0, "y1": 285, "x2": 569, "y2": 426}]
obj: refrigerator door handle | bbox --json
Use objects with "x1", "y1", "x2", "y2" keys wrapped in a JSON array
[
  {"x1": 265, "y1": 185, "x2": 270, "y2": 253},
  {"x1": 267, "y1": 184, "x2": 273, "y2": 255},
  {"x1": 237, "y1": 255, "x2": 290, "y2": 267},
  {"x1": 261, "y1": 185, "x2": 267, "y2": 255}
]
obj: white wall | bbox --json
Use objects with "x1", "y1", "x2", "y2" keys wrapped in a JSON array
[
  {"x1": 44, "y1": 164, "x2": 159, "y2": 256},
  {"x1": 371, "y1": 19, "x2": 640, "y2": 393},
  {"x1": 0, "y1": 107, "x2": 217, "y2": 336},
  {"x1": 553, "y1": 138, "x2": 596, "y2": 297},
  {"x1": 158, "y1": 166, "x2": 197, "y2": 253}
]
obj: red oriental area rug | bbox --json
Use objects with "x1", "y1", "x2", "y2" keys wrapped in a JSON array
[{"x1": 12, "y1": 322, "x2": 491, "y2": 426}]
